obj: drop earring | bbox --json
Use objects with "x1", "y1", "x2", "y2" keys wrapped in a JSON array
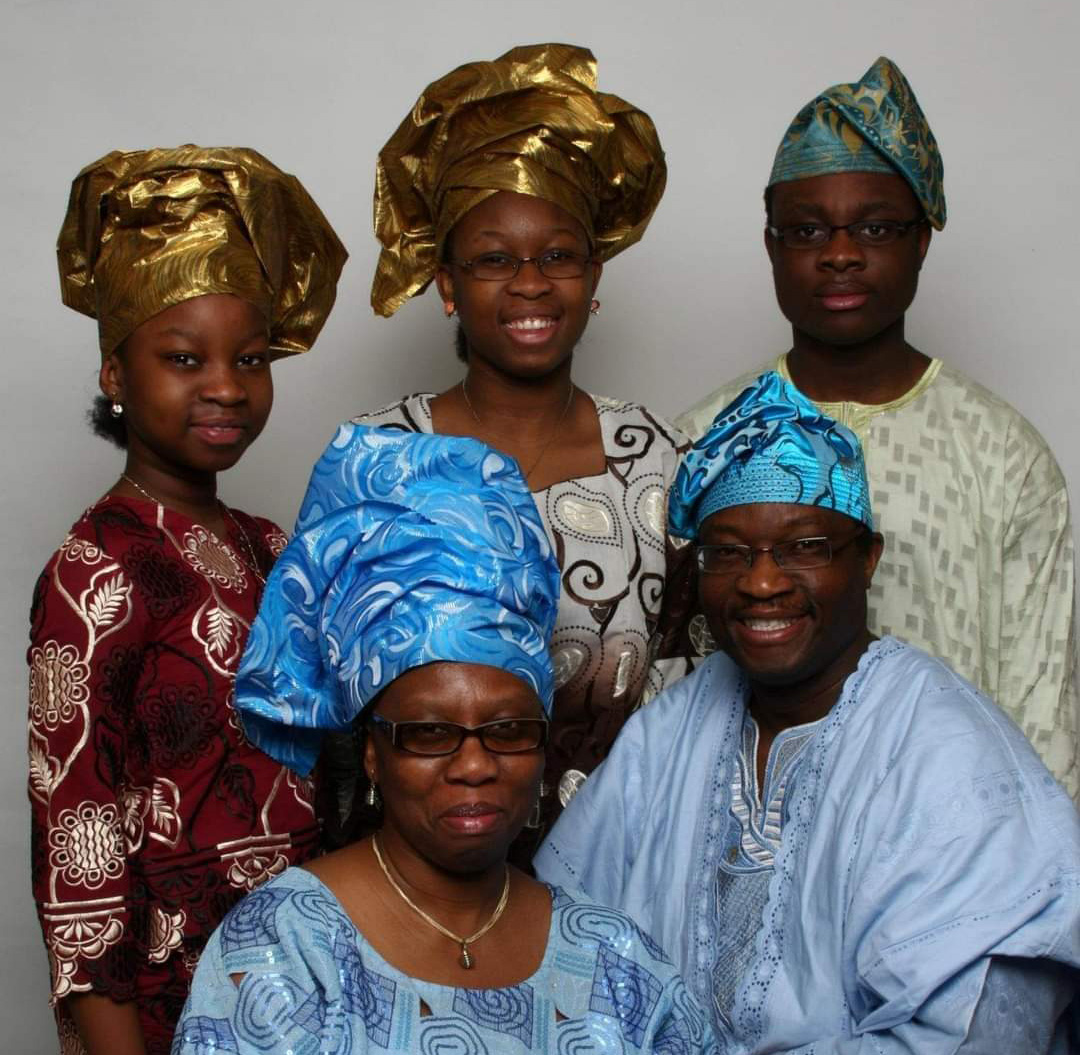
[
  {"x1": 589, "y1": 299, "x2": 600, "y2": 315},
  {"x1": 110, "y1": 400, "x2": 123, "y2": 418},
  {"x1": 444, "y1": 302, "x2": 456, "y2": 318},
  {"x1": 364, "y1": 778, "x2": 382, "y2": 810}
]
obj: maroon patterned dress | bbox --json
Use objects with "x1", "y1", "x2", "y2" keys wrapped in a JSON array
[{"x1": 27, "y1": 495, "x2": 320, "y2": 1054}]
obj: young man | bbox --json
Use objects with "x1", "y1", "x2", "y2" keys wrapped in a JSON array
[
  {"x1": 676, "y1": 58, "x2": 1077, "y2": 800},
  {"x1": 536, "y1": 372, "x2": 1080, "y2": 1051}
]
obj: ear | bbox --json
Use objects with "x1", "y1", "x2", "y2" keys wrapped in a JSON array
[
  {"x1": 589, "y1": 259, "x2": 603, "y2": 295},
  {"x1": 863, "y1": 532, "x2": 885, "y2": 588},
  {"x1": 363, "y1": 725, "x2": 378, "y2": 786},
  {"x1": 99, "y1": 353, "x2": 122, "y2": 401},
  {"x1": 916, "y1": 224, "x2": 932, "y2": 268},
  {"x1": 434, "y1": 266, "x2": 456, "y2": 315},
  {"x1": 764, "y1": 226, "x2": 778, "y2": 267}
]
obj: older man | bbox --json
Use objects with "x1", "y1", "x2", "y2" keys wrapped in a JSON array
[
  {"x1": 536, "y1": 373, "x2": 1080, "y2": 1052},
  {"x1": 676, "y1": 58, "x2": 1078, "y2": 800}
]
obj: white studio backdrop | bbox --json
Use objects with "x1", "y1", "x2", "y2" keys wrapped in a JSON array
[{"x1": 3, "y1": 0, "x2": 1077, "y2": 1047}]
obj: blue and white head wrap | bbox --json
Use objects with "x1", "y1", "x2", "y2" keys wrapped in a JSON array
[
  {"x1": 235, "y1": 425, "x2": 560, "y2": 776},
  {"x1": 668, "y1": 371, "x2": 872, "y2": 541}
]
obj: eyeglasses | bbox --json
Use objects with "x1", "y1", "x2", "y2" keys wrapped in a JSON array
[
  {"x1": 697, "y1": 530, "x2": 867, "y2": 575},
  {"x1": 449, "y1": 250, "x2": 592, "y2": 281},
  {"x1": 368, "y1": 715, "x2": 549, "y2": 756},
  {"x1": 767, "y1": 219, "x2": 924, "y2": 250}
]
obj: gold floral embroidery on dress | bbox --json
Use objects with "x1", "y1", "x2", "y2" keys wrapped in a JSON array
[
  {"x1": 147, "y1": 906, "x2": 186, "y2": 964},
  {"x1": 183, "y1": 528, "x2": 247, "y2": 591},
  {"x1": 48, "y1": 802, "x2": 125, "y2": 889},
  {"x1": 29, "y1": 642, "x2": 90, "y2": 730}
]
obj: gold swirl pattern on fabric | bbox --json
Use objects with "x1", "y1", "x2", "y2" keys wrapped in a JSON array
[
  {"x1": 371, "y1": 42, "x2": 667, "y2": 317},
  {"x1": 57, "y1": 145, "x2": 348, "y2": 356}
]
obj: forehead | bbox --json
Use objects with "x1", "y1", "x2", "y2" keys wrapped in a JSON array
[
  {"x1": 451, "y1": 190, "x2": 589, "y2": 248},
  {"x1": 701, "y1": 502, "x2": 860, "y2": 541},
  {"x1": 126, "y1": 293, "x2": 268, "y2": 347},
  {"x1": 373, "y1": 660, "x2": 544, "y2": 718},
  {"x1": 771, "y1": 171, "x2": 919, "y2": 219}
]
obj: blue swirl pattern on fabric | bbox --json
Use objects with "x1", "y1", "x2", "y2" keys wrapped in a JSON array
[
  {"x1": 234, "y1": 425, "x2": 560, "y2": 775},
  {"x1": 668, "y1": 371, "x2": 872, "y2": 540},
  {"x1": 174, "y1": 870, "x2": 719, "y2": 1053},
  {"x1": 768, "y1": 56, "x2": 946, "y2": 230}
]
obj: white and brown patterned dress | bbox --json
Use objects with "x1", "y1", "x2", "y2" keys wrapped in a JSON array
[{"x1": 345, "y1": 393, "x2": 696, "y2": 841}]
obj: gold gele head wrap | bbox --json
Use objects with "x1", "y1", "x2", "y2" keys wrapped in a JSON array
[
  {"x1": 58, "y1": 145, "x2": 349, "y2": 357},
  {"x1": 371, "y1": 42, "x2": 667, "y2": 317}
]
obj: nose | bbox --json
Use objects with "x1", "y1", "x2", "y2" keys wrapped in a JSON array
[
  {"x1": 505, "y1": 257, "x2": 553, "y2": 297},
  {"x1": 199, "y1": 362, "x2": 247, "y2": 405},
  {"x1": 736, "y1": 548, "x2": 796, "y2": 598},
  {"x1": 817, "y1": 227, "x2": 866, "y2": 272},
  {"x1": 444, "y1": 733, "x2": 499, "y2": 784}
]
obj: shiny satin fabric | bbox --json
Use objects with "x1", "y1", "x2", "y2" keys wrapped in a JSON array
[
  {"x1": 768, "y1": 56, "x2": 946, "y2": 230},
  {"x1": 371, "y1": 42, "x2": 667, "y2": 317},
  {"x1": 58, "y1": 145, "x2": 348, "y2": 356}
]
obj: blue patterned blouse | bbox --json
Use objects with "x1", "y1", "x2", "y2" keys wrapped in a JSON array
[{"x1": 173, "y1": 867, "x2": 717, "y2": 1054}]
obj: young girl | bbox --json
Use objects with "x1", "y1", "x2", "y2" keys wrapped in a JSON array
[{"x1": 28, "y1": 146, "x2": 346, "y2": 1055}]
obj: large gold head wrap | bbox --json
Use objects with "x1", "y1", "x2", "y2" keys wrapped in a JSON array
[
  {"x1": 371, "y1": 43, "x2": 667, "y2": 317},
  {"x1": 58, "y1": 145, "x2": 348, "y2": 357}
]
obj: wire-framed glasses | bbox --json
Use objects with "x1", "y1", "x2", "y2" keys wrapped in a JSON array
[
  {"x1": 697, "y1": 530, "x2": 867, "y2": 575},
  {"x1": 767, "y1": 219, "x2": 925, "y2": 250},
  {"x1": 449, "y1": 250, "x2": 592, "y2": 281},
  {"x1": 368, "y1": 715, "x2": 550, "y2": 756}
]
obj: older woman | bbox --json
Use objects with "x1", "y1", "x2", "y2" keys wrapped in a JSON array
[
  {"x1": 29, "y1": 147, "x2": 346, "y2": 1054},
  {"x1": 173, "y1": 427, "x2": 716, "y2": 1054},
  {"x1": 340, "y1": 44, "x2": 695, "y2": 845}
]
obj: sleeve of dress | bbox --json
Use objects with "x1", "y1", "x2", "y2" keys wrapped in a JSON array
[
  {"x1": 534, "y1": 707, "x2": 646, "y2": 903},
  {"x1": 761, "y1": 958, "x2": 1076, "y2": 1053},
  {"x1": 802, "y1": 682, "x2": 1080, "y2": 1054},
  {"x1": 646, "y1": 974, "x2": 721, "y2": 1054},
  {"x1": 173, "y1": 877, "x2": 349, "y2": 1055},
  {"x1": 649, "y1": 420, "x2": 701, "y2": 697},
  {"x1": 997, "y1": 419, "x2": 1078, "y2": 801},
  {"x1": 27, "y1": 537, "x2": 145, "y2": 1005}
]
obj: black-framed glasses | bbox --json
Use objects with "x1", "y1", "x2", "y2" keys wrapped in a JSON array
[
  {"x1": 449, "y1": 250, "x2": 592, "y2": 281},
  {"x1": 767, "y1": 219, "x2": 925, "y2": 250},
  {"x1": 697, "y1": 530, "x2": 867, "y2": 575},
  {"x1": 368, "y1": 715, "x2": 549, "y2": 756}
]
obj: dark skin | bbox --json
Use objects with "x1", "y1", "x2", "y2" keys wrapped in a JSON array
[
  {"x1": 99, "y1": 293, "x2": 274, "y2": 535},
  {"x1": 305, "y1": 663, "x2": 553, "y2": 990},
  {"x1": 432, "y1": 191, "x2": 606, "y2": 492},
  {"x1": 699, "y1": 503, "x2": 883, "y2": 787},
  {"x1": 766, "y1": 171, "x2": 933, "y2": 405},
  {"x1": 70, "y1": 293, "x2": 273, "y2": 1054}
]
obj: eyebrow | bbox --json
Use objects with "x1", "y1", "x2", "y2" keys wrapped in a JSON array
[
  {"x1": 777, "y1": 200, "x2": 905, "y2": 220},
  {"x1": 157, "y1": 326, "x2": 269, "y2": 343}
]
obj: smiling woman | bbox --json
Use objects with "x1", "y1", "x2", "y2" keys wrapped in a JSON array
[
  {"x1": 173, "y1": 426, "x2": 717, "y2": 1054},
  {"x1": 27, "y1": 146, "x2": 345, "y2": 1055},
  {"x1": 330, "y1": 44, "x2": 697, "y2": 851}
]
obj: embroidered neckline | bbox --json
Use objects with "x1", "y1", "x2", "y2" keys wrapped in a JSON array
[{"x1": 776, "y1": 354, "x2": 941, "y2": 418}]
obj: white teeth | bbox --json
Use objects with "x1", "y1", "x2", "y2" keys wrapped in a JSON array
[
  {"x1": 506, "y1": 317, "x2": 555, "y2": 330},
  {"x1": 745, "y1": 618, "x2": 798, "y2": 631}
]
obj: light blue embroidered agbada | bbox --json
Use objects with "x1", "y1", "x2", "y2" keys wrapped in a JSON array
[
  {"x1": 173, "y1": 869, "x2": 718, "y2": 1054},
  {"x1": 535, "y1": 639, "x2": 1080, "y2": 1052}
]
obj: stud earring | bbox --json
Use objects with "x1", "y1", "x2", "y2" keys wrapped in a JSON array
[{"x1": 589, "y1": 299, "x2": 600, "y2": 315}]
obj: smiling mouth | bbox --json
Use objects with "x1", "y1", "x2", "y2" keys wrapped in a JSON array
[
  {"x1": 742, "y1": 617, "x2": 801, "y2": 631},
  {"x1": 504, "y1": 317, "x2": 557, "y2": 331}
]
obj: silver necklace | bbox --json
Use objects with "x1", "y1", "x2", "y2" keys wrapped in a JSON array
[
  {"x1": 371, "y1": 834, "x2": 510, "y2": 970},
  {"x1": 460, "y1": 379, "x2": 575, "y2": 481},
  {"x1": 119, "y1": 473, "x2": 266, "y2": 585}
]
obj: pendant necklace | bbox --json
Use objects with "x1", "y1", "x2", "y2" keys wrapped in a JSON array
[
  {"x1": 119, "y1": 473, "x2": 266, "y2": 584},
  {"x1": 460, "y1": 379, "x2": 575, "y2": 481},
  {"x1": 371, "y1": 834, "x2": 510, "y2": 970}
]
